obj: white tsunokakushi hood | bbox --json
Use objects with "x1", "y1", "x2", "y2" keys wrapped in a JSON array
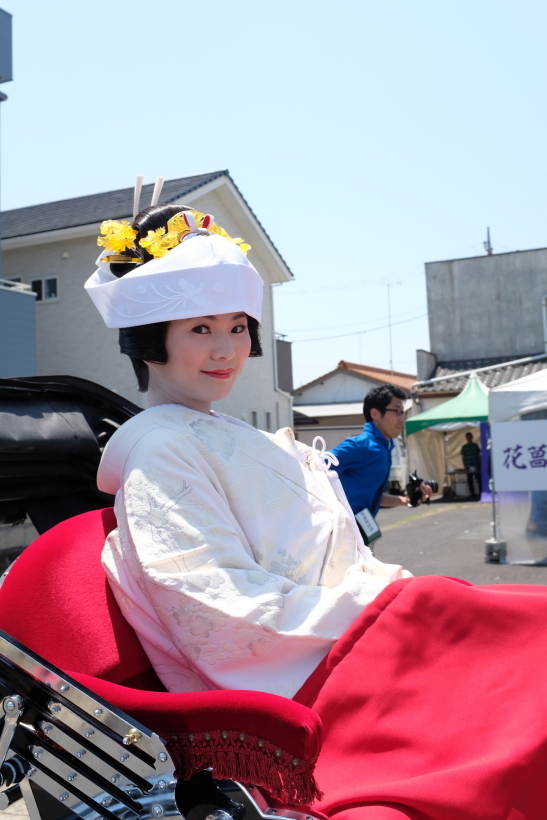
[
  {"x1": 84, "y1": 176, "x2": 263, "y2": 328},
  {"x1": 85, "y1": 233, "x2": 263, "y2": 328}
]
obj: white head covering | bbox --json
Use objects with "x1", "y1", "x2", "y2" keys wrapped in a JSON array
[{"x1": 85, "y1": 213, "x2": 263, "y2": 329}]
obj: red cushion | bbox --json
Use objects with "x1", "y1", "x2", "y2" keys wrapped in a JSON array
[
  {"x1": 0, "y1": 509, "x2": 323, "y2": 802},
  {"x1": 0, "y1": 508, "x2": 151, "y2": 683},
  {"x1": 69, "y1": 670, "x2": 322, "y2": 761}
]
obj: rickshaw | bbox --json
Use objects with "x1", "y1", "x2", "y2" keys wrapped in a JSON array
[{"x1": 0, "y1": 376, "x2": 323, "y2": 820}]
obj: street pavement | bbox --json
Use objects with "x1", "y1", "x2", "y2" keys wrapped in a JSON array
[{"x1": 375, "y1": 498, "x2": 547, "y2": 585}]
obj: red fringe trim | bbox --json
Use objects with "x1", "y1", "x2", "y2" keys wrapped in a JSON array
[{"x1": 161, "y1": 728, "x2": 323, "y2": 806}]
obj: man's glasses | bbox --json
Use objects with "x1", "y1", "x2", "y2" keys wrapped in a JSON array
[{"x1": 384, "y1": 408, "x2": 405, "y2": 418}]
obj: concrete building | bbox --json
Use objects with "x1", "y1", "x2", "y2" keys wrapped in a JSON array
[
  {"x1": 420, "y1": 247, "x2": 547, "y2": 379},
  {"x1": 0, "y1": 279, "x2": 36, "y2": 377},
  {"x1": 1, "y1": 171, "x2": 293, "y2": 429},
  {"x1": 413, "y1": 246, "x2": 547, "y2": 405},
  {"x1": 293, "y1": 360, "x2": 416, "y2": 449}
]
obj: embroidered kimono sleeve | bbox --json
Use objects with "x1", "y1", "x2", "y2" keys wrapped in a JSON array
[{"x1": 105, "y1": 429, "x2": 405, "y2": 696}]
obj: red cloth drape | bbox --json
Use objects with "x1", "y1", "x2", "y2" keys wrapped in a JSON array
[{"x1": 294, "y1": 576, "x2": 547, "y2": 820}]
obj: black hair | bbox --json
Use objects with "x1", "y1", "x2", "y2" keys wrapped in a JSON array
[
  {"x1": 112, "y1": 203, "x2": 263, "y2": 392},
  {"x1": 363, "y1": 384, "x2": 407, "y2": 423}
]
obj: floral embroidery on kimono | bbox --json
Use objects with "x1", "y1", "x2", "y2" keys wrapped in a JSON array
[{"x1": 98, "y1": 405, "x2": 410, "y2": 697}]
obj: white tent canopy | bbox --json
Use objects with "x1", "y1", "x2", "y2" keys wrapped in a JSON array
[{"x1": 489, "y1": 368, "x2": 547, "y2": 422}]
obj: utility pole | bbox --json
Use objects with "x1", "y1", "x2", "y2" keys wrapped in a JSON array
[
  {"x1": 0, "y1": 8, "x2": 13, "y2": 281},
  {"x1": 386, "y1": 281, "x2": 401, "y2": 375},
  {"x1": 484, "y1": 227, "x2": 493, "y2": 256}
]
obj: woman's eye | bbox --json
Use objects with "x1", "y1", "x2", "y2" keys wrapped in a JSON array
[
  {"x1": 231, "y1": 324, "x2": 247, "y2": 334},
  {"x1": 192, "y1": 324, "x2": 209, "y2": 334}
]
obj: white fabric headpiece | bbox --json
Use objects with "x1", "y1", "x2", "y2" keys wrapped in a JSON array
[{"x1": 85, "y1": 232, "x2": 263, "y2": 328}]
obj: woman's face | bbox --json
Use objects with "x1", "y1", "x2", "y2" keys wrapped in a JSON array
[{"x1": 145, "y1": 312, "x2": 252, "y2": 412}]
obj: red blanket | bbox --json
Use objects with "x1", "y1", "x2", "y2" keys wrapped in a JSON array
[{"x1": 295, "y1": 576, "x2": 547, "y2": 820}]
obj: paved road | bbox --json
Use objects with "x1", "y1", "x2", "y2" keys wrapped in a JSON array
[{"x1": 375, "y1": 499, "x2": 547, "y2": 585}]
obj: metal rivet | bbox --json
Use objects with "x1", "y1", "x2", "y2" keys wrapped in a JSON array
[
  {"x1": 291, "y1": 758, "x2": 300, "y2": 767},
  {"x1": 43, "y1": 724, "x2": 53, "y2": 734},
  {"x1": 4, "y1": 700, "x2": 15, "y2": 712},
  {"x1": 120, "y1": 753, "x2": 130, "y2": 762},
  {"x1": 27, "y1": 768, "x2": 37, "y2": 778},
  {"x1": 152, "y1": 806, "x2": 163, "y2": 817},
  {"x1": 45, "y1": 681, "x2": 52, "y2": 687},
  {"x1": 123, "y1": 728, "x2": 143, "y2": 746},
  {"x1": 204, "y1": 733, "x2": 211, "y2": 741},
  {"x1": 76, "y1": 749, "x2": 86, "y2": 758},
  {"x1": 33, "y1": 749, "x2": 43, "y2": 759},
  {"x1": 59, "y1": 792, "x2": 69, "y2": 802},
  {"x1": 94, "y1": 708, "x2": 103, "y2": 716},
  {"x1": 101, "y1": 797, "x2": 114, "y2": 807},
  {"x1": 274, "y1": 749, "x2": 282, "y2": 758},
  {"x1": 111, "y1": 774, "x2": 120, "y2": 783},
  {"x1": 221, "y1": 731, "x2": 229, "y2": 740},
  {"x1": 67, "y1": 772, "x2": 77, "y2": 782},
  {"x1": 257, "y1": 740, "x2": 265, "y2": 749},
  {"x1": 48, "y1": 702, "x2": 61, "y2": 714},
  {"x1": 158, "y1": 752, "x2": 167, "y2": 762},
  {"x1": 187, "y1": 734, "x2": 195, "y2": 743},
  {"x1": 85, "y1": 729, "x2": 95, "y2": 738},
  {"x1": 157, "y1": 780, "x2": 167, "y2": 790},
  {"x1": 238, "y1": 733, "x2": 246, "y2": 742},
  {"x1": 60, "y1": 685, "x2": 69, "y2": 693}
]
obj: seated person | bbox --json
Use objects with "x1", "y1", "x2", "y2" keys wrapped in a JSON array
[{"x1": 85, "y1": 185, "x2": 547, "y2": 820}]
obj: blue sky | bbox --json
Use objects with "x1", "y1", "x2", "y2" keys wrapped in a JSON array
[{"x1": 1, "y1": 0, "x2": 546, "y2": 386}]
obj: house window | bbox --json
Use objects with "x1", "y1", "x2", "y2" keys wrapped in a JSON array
[
  {"x1": 5, "y1": 277, "x2": 21, "y2": 284},
  {"x1": 31, "y1": 277, "x2": 58, "y2": 302},
  {"x1": 251, "y1": 410, "x2": 258, "y2": 428},
  {"x1": 265, "y1": 411, "x2": 271, "y2": 432}
]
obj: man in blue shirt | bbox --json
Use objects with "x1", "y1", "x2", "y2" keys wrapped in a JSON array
[{"x1": 331, "y1": 385, "x2": 431, "y2": 525}]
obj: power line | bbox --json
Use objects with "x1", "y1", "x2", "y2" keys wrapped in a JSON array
[
  {"x1": 283, "y1": 306, "x2": 426, "y2": 334},
  {"x1": 275, "y1": 266, "x2": 423, "y2": 296},
  {"x1": 291, "y1": 312, "x2": 429, "y2": 343}
]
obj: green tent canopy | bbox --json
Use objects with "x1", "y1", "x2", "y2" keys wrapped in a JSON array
[{"x1": 406, "y1": 373, "x2": 489, "y2": 436}]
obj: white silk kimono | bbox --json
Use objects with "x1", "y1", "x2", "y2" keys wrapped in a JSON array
[{"x1": 98, "y1": 405, "x2": 410, "y2": 698}]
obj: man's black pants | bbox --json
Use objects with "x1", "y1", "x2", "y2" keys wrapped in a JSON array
[{"x1": 467, "y1": 470, "x2": 481, "y2": 497}]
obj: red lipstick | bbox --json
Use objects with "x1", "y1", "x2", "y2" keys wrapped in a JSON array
[{"x1": 201, "y1": 369, "x2": 234, "y2": 380}]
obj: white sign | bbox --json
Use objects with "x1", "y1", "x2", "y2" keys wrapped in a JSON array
[
  {"x1": 491, "y1": 420, "x2": 547, "y2": 492},
  {"x1": 355, "y1": 507, "x2": 382, "y2": 544}
]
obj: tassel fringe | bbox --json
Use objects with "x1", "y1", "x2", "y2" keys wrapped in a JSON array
[{"x1": 162, "y1": 728, "x2": 323, "y2": 806}]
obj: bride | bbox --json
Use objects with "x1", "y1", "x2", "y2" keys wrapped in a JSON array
[{"x1": 85, "y1": 178, "x2": 547, "y2": 820}]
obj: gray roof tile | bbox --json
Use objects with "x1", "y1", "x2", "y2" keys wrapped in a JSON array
[
  {"x1": 1, "y1": 171, "x2": 227, "y2": 238},
  {"x1": 417, "y1": 355, "x2": 547, "y2": 392}
]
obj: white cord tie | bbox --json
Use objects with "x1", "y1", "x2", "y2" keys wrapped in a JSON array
[
  {"x1": 310, "y1": 436, "x2": 339, "y2": 472},
  {"x1": 180, "y1": 211, "x2": 213, "y2": 239}
]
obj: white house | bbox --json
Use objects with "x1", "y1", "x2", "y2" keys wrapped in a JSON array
[
  {"x1": 293, "y1": 360, "x2": 416, "y2": 449},
  {"x1": 1, "y1": 171, "x2": 293, "y2": 430}
]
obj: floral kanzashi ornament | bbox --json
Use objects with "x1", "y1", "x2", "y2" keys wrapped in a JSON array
[
  {"x1": 139, "y1": 228, "x2": 180, "y2": 258},
  {"x1": 97, "y1": 220, "x2": 138, "y2": 254}
]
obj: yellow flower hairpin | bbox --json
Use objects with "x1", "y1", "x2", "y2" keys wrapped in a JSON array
[
  {"x1": 97, "y1": 210, "x2": 251, "y2": 264},
  {"x1": 139, "y1": 227, "x2": 179, "y2": 258},
  {"x1": 97, "y1": 220, "x2": 138, "y2": 254}
]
